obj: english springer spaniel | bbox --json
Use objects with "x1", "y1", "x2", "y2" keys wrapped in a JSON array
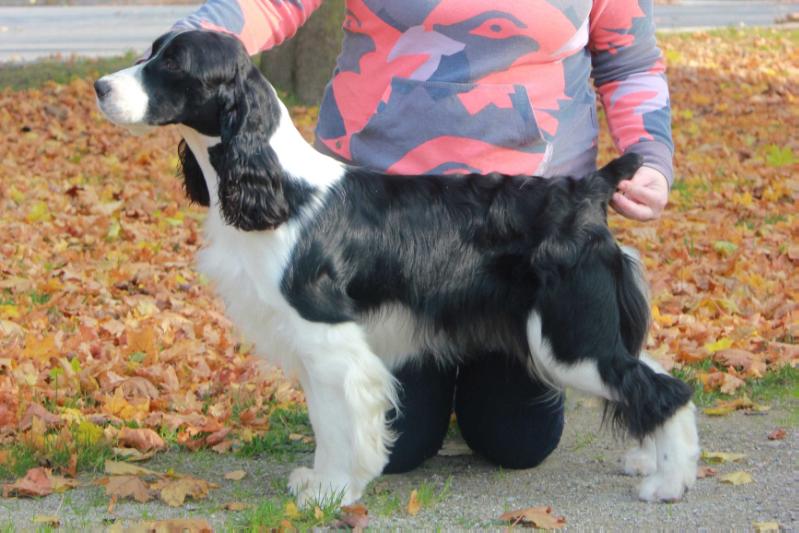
[{"x1": 95, "y1": 30, "x2": 699, "y2": 506}]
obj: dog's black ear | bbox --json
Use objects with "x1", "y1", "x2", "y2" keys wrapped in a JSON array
[
  {"x1": 210, "y1": 57, "x2": 290, "y2": 231},
  {"x1": 178, "y1": 139, "x2": 210, "y2": 206}
]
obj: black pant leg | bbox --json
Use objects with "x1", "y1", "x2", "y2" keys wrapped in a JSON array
[
  {"x1": 454, "y1": 353, "x2": 564, "y2": 469},
  {"x1": 382, "y1": 357, "x2": 457, "y2": 474}
]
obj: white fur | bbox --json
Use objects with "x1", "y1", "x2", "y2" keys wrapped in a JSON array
[
  {"x1": 271, "y1": 98, "x2": 345, "y2": 191},
  {"x1": 623, "y1": 435, "x2": 657, "y2": 476},
  {"x1": 95, "y1": 63, "x2": 150, "y2": 128},
  {"x1": 178, "y1": 122, "x2": 394, "y2": 506},
  {"x1": 637, "y1": 353, "x2": 699, "y2": 502},
  {"x1": 526, "y1": 311, "x2": 612, "y2": 398}
]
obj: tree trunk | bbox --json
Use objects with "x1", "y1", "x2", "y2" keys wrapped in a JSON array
[{"x1": 258, "y1": 0, "x2": 344, "y2": 105}]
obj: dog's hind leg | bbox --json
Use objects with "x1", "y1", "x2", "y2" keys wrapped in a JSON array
[
  {"x1": 288, "y1": 322, "x2": 397, "y2": 507},
  {"x1": 527, "y1": 312, "x2": 699, "y2": 502},
  {"x1": 621, "y1": 353, "x2": 668, "y2": 477}
]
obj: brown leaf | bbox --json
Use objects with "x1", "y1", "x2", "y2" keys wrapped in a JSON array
[
  {"x1": 18, "y1": 403, "x2": 62, "y2": 431},
  {"x1": 205, "y1": 427, "x2": 231, "y2": 446},
  {"x1": 210, "y1": 439, "x2": 233, "y2": 454},
  {"x1": 105, "y1": 475, "x2": 152, "y2": 503},
  {"x1": 499, "y1": 506, "x2": 567, "y2": 529},
  {"x1": 2, "y1": 467, "x2": 78, "y2": 498},
  {"x1": 65, "y1": 453, "x2": 78, "y2": 478},
  {"x1": 157, "y1": 476, "x2": 216, "y2": 507},
  {"x1": 697, "y1": 466, "x2": 717, "y2": 479},
  {"x1": 112, "y1": 447, "x2": 157, "y2": 462},
  {"x1": 225, "y1": 501, "x2": 252, "y2": 511},
  {"x1": 128, "y1": 519, "x2": 213, "y2": 532},
  {"x1": 117, "y1": 427, "x2": 166, "y2": 453},
  {"x1": 767, "y1": 428, "x2": 786, "y2": 441}
]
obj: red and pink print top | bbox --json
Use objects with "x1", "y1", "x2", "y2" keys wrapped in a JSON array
[{"x1": 175, "y1": 0, "x2": 674, "y2": 183}]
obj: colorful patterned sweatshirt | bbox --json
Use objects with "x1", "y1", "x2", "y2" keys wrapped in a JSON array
[{"x1": 174, "y1": 0, "x2": 674, "y2": 183}]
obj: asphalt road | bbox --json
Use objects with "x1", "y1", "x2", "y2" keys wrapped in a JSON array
[{"x1": 1, "y1": 1, "x2": 799, "y2": 62}]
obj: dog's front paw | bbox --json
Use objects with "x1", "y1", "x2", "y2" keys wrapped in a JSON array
[
  {"x1": 637, "y1": 467, "x2": 696, "y2": 503},
  {"x1": 288, "y1": 467, "x2": 357, "y2": 507},
  {"x1": 623, "y1": 444, "x2": 657, "y2": 476}
]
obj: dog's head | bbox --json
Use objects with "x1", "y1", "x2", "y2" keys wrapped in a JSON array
[
  {"x1": 96, "y1": 31, "x2": 295, "y2": 229},
  {"x1": 95, "y1": 30, "x2": 268, "y2": 136}
]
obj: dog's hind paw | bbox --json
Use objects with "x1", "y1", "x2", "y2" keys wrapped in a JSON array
[
  {"x1": 288, "y1": 467, "x2": 357, "y2": 507},
  {"x1": 623, "y1": 442, "x2": 657, "y2": 476},
  {"x1": 637, "y1": 471, "x2": 693, "y2": 502}
]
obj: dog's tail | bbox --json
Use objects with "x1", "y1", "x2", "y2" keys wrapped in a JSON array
[{"x1": 585, "y1": 153, "x2": 644, "y2": 202}]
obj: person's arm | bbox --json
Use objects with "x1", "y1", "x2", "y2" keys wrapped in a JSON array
[
  {"x1": 173, "y1": 0, "x2": 324, "y2": 55},
  {"x1": 589, "y1": 0, "x2": 672, "y2": 220}
]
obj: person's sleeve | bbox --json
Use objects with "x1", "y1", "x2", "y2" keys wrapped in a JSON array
[
  {"x1": 589, "y1": 0, "x2": 674, "y2": 185},
  {"x1": 172, "y1": 0, "x2": 324, "y2": 55}
]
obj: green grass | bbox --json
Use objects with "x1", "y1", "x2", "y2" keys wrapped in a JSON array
[
  {"x1": 231, "y1": 491, "x2": 343, "y2": 531},
  {"x1": 415, "y1": 476, "x2": 453, "y2": 509},
  {"x1": 237, "y1": 404, "x2": 313, "y2": 460},
  {"x1": 0, "y1": 52, "x2": 138, "y2": 91},
  {"x1": 0, "y1": 422, "x2": 113, "y2": 480}
]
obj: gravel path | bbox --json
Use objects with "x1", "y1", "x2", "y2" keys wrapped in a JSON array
[{"x1": 1, "y1": 395, "x2": 796, "y2": 530}]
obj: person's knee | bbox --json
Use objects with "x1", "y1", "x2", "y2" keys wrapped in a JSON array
[
  {"x1": 456, "y1": 397, "x2": 564, "y2": 469},
  {"x1": 382, "y1": 358, "x2": 456, "y2": 474},
  {"x1": 454, "y1": 354, "x2": 565, "y2": 470}
]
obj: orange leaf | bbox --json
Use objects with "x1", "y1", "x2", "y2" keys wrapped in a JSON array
[
  {"x1": 407, "y1": 489, "x2": 421, "y2": 516},
  {"x1": 499, "y1": 506, "x2": 567, "y2": 529},
  {"x1": 117, "y1": 427, "x2": 166, "y2": 453}
]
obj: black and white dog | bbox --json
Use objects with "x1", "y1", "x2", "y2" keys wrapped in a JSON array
[{"x1": 95, "y1": 30, "x2": 699, "y2": 506}]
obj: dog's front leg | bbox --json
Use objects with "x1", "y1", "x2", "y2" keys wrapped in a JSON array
[{"x1": 288, "y1": 323, "x2": 397, "y2": 507}]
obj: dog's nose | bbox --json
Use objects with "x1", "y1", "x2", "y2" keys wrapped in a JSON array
[{"x1": 94, "y1": 79, "x2": 112, "y2": 99}]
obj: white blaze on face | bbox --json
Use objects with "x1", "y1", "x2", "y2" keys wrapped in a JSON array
[{"x1": 96, "y1": 63, "x2": 150, "y2": 128}]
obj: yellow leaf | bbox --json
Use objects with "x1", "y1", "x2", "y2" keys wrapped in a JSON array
[
  {"x1": 158, "y1": 477, "x2": 215, "y2": 507},
  {"x1": 32, "y1": 515, "x2": 60, "y2": 527},
  {"x1": 704, "y1": 337, "x2": 733, "y2": 353},
  {"x1": 26, "y1": 201, "x2": 51, "y2": 223},
  {"x1": 720, "y1": 471, "x2": 753, "y2": 485},
  {"x1": 407, "y1": 489, "x2": 421, "y2": 516},
  {"x1": 314, "y1": 506, "x2": 324, "y2": 520},
  {"x1": 753, "y1": 521, "x2": 781, "y2": 532},
  {"x1": 702, "y1": 451, "x2": 746, "y2": 464},
  {"x1": 104, "y1": 460, "x2": 161, "y2": 478},
  {"x1": 23, "y1": 333, "x2": 57, "y2": 361},
  {"x1": 224, "y1": 470, "x2": 247, "y2": 481},
  {"x1": 0, "y1": 304, "x2": 19, "y2": 319},
  {"x1": 284, "y1": 500, "x2": 300, "y2": 519}
]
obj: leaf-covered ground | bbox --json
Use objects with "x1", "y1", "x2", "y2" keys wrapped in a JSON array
[{"x1": 0, "y1": 28, "x2": 797, "y2": 488}]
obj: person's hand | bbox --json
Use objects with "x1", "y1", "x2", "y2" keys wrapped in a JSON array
[{"x1": 610, "y1": 165, "x2": 669, "y2": 221}]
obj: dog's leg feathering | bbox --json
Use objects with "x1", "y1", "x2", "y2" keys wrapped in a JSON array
[
  {"x1": 527, "y1": 313, "x2": 699, "y2": 502},
  {"x1": 288, "y1": 323, "x2": 397, "y2": 507}
]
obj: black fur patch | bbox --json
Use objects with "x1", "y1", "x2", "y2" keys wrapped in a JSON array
[{"x1": 178, "y1": 139, "x2": 209, "y2": 206}]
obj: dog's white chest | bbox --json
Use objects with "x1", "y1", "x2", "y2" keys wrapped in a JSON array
[{"x1": 197, "y1": 210, "x2": 304, "y2": 371}]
